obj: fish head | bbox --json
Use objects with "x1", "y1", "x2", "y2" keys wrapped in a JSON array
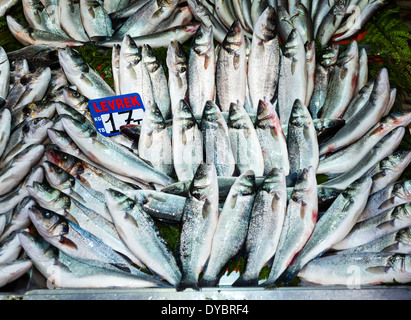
[
  {"x1": 386, "y1": 254, "x2": 411, "y2": 275},
  {"x1": 120, "y1": 35, "x2": 142, "y2": 66},
  {"x1": 18, "y1": 230, "x2": 57, "y2": 262},
  {"x1": 256, "y1": 98, "x2": 280, "y2": 129},
  {"x1": 289, "y1": 99, "x2": 311, "y2": 127},
  {"x1": 255, "y1": 5, "x2": 278, "y2": 41},
  {"x1": 58, "y1": 46, "x2": 89, "y2": 77},
  {"x1": 397, "y1": 227, "x2": 411, "y2": 246},
  {"x1": 201, "y1": 100, "x2": 223, "y2": 123},
  {"x1": 320, "y1": 44, "x2": 340, "y2": 68},
  {"x1": 223, "y1": 21, "x2": 245, "y2": 53},
  {"x1": 336, "y1": 40, "x2": 358, "y2": 67},
  {"x1": 291, "y1": 166, "x2": 317, "y2": 202},
  {"x1": 340, "y1": 176, "x2": 372, "y2": 210},
  {"x1": 144, "y1": 102, "x2": 166, "y2": 128},
  {"x1": 27, "y1": 181, "x2": 62, "y2": 204},
  {"x1": 6, "y1": 16, "x2": 35, "y2": 46},
  {"x1": 28, "y1": 205, "x2": 69, "y2": 240},
  {"x1": 192, "y1": 25, "x2": 214, "y2": 55},
  {"x1": 166, "y1": 40, "x2": 187, "y2": 73},
  {"x1": 62, "y1": 87, "x2": 88, "y2": 106},
  {"x1": 393, "y1": 180, "x2": 411, "y2": 200},
  {"x1": 228, "y1": 102, "x2": 248, "y2": 129},
  {"x1": 392, "y1": 202, "x2": 411, "y2": 221},
  {"x1": 23, "y1": 117, "x2": 54, "y2": 138},
  {"x1": 283, "y1": 28, "x2": 304, "y2": 58},
  {"x1": 13, "y1": 196, "x2": 37, "y2": 220},
  {"x1": 234, "y1": 170, "x2": 256, "y2": 196},
  {"x1": 60, "y1": 115, "x2": 96, "y2": 139},
  {"x1": 42, "y1": 160, "x2": 74, "y2": 189},
  {"x1": 105, "y1": 188, "x2": 137, "y2": 213},
  {"x1": 142, "y1": 44, "x2": 160, "y2": 73},
  {"x1": 189, "y1": 162, "x2": 218, "y2": 201},
  {"x1": 160, "y1": 180, "x2": 190, "y2": 196},
  {"x1": 381, "y1": 150, "x2": 411, "y2": 172},
  {"x1": 45, "y1": 147, "x2": 76, "y2": 171},
  {"x1": 261, "y1": 168, "x2": 286, "y2": 193},
  {"x1": 173, "y1": 99, "x2": 196, "y2": 123},
  {"x1": 46, "y1": 128, "x2": 72, "y2": 149}
]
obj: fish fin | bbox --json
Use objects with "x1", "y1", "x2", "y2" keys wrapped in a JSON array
[
  {"x1": 144, "y1": 130, "x2": 154, "y2": 149},
  {"x1": 274, "y1": 264, "x2": 300, "y2": 286},
  {"x1": 378, "y1": 197, "x2": 399, "y2": 211},
  {"x1": 366, "y1": 266, "x2": 390, "y2": 274},
  {"x1": 231, "y1": 275, "x2": 258, "y2": 287},
  {"x1": 380, "y1": 243, "x2": 400, "y2": 253},
  {"x1": 176, "y1": 275, "x2": 200, "y2": 292},
  {"x1": 201, "y1": 198, "x2": 212, "y2": 219},
  {"x1": 59, "y1": 235, "x2": 78, "y2": 249},
  {"x1": 233, "y1": 52, "x2": 241, "y2": 71},
  {"x1": 376, "y1": 219, "x2": 396, "y2": 231},
  {"x1": 124, "y1": 211, "x2": 139, "y2": 229}
]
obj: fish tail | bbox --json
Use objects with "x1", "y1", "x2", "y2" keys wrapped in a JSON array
[
  {"x1": 198, "y1": 277, "x2": 219, "y2": 288},
  {"x1": 176, "y1": 274, "x2": 200, "y2": 292},
  {"x1": 231, "y1": 275, "x2": 259, "y2": 287},
  {"x1": 275, "y1": 265, "x2": 301, "y2": 285}
]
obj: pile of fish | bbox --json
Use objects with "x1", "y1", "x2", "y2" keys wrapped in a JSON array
[
  {"x1": 1, "y1": 6, "x2": 411, "y2": 292},
  {"x1": 3, "y1": 0, "x2": 389, "y2": 48}
]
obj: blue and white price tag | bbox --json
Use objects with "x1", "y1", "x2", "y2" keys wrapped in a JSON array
[{"x1": 88, "y1": 93, "x2": 145, "y2": 137}]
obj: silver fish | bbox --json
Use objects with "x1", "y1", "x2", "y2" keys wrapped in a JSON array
[
  {"x1": 177, "y1": 163, "x2": 219, "y2": 290},
  {"x1": 27, "y1": 181, "x2": 144, "y2": 268},
  {"x1": 113, "y1": 0, "x2": 179, "y2": 38},
  {"x1": 277, "y1": 28, "x2": 307, "y2": 135},
  {"x1": 317, "y1": 111, "x2": 411, "y2": 175},
  {"x1": 278, "y1": 176, "x2": 372, "y2": 285},
  {"x1": 59, "y1": 0, "x2": 90, "y2": 42},
  {"x1": 0, "y1": 46, "x2": 10, "y2": 102},
  {"x1": 313, "y1": 0, "x2": 335, "y2": 37},
  {"x1": 0, "y1": 108, "x2": 11, "y2": 158},
  {"x1": 108, "y1": 0, "x2": 146, "y2": 19},
  {"x1": 342, "y1": 79, "x2": 375, "y2": 123},
  {"x1": 18, "y1": 231, "x2": 165, "y2": 288},
  {"x1": 112, "y1": 44, "x2": 120, "y2": 95},
  {"x1": 216, "y1": 21, "x2": 247, "y2": 112},
  {"x1": 200, "y1": 100, "x2": 235, "y2": 177},
  {"x1": 305, "y1": 41, "x2": 316, "y2": 106},
  {"x1": 298, "y1": 252, "x2": 411, "y2": 285},
  {"x1": 105, "y1": 189, "x2": 181, "y2": 286},
  {"x1": 287, "y1": 99, "x2": 319, "y2": 174},
  {"x1": 333, "y1": 202, "x2": 411, "y2": 251},
  {"x1": 166, "y1": 40, "x2": 188, "y2": 115},
  {"x1": 172, "y1": 99, "x2": 204, "y2": 181},
  {"x1": 255, "y1": 98, "x2": 290, "y2": 176},
  {"x1": 214, "y1": 0, "x2": 236, "y2": 29},
  {"x1": 200, "y1": 170, "x2": 256, "y2": 287},
  {"x1": 357, "y1": 180, "x2": 411, "y2": 223},
  {"x1": 79, "y1": 0, "x2": 113, "y2": 40},
  {"x1": 58, "y1": 46, "x2": 115, "y2": 100},
  {"x1": 0, "y1": 144, "x2": 44, "y2": 196},
  {"x1": 316, "y1": 0, "x2": 346, "y2": 45},
  {"x1": 6, "y1": 15, "x2": 84, "y2": 47},
  {"x1": 309, "y1": 44, "x2": 340, "y2": 119},
  {"x1": 318, "y1": 41, "x2": 359, "y2": 119},
  {"x1": 290, "y1": 2, "x2": 314, "y2": 44},
  {"x1": 247, "y1": 6, "x2": 280, "y2": 114},
  {"x1": 28, "y1": 204, "x2": 146, "y2": 276},
  {"x1": 265, "y1": 166, "x2": 318, "y2": 285},
  {"x1": 228, "y1": 102, "x2": 265, "y2": 177},
  {"x1": 0, "y1": 259, "x2": 32, "y2": 288},
  {"x1": 153, "y1": 4, "x2": 193, "y2": 32},
  {"x1": 118, "y1": 35, "x2": 154, "y2": 107},
  {"x1": 233, "y1": 168, "x2": 287, "y2": 286},
  {"x1": 188, "y1": 25, "x2": 216, "y2": 117},
  {"x1": 138, "y1": 102, "x2": 173, "y2": 176},
  {"x1": 320, "y1": 127, "x2": 405, "y2": 190},
  {"x1": 103, "y1": 0, "x2": 131, "y2": 14},
  {"x1": 319, "y1": 68, "x2": 390, "y2": 156},
  {"x1": 0, "y1": 0, "x2": 19, "y2": 16}
]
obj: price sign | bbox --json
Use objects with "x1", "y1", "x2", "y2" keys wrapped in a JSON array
[{"x1": 88, "y1": 93, "x2": 145, "y2": 137}]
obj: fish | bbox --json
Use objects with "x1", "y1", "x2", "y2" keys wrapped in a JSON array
[
  {"x1": 277, "y1": 28, "x2": 307, "y2": 136},
  {"x1": 357, "y1": 180, "x2": 411, "y2": 223},
  {"x1": 335, "y1": 226, "x2": 411, "y2": 255},
  {"x1": 228, "y1": 102, "x2": 265, "y2": 177},
  {"x1": 18, "y1": 231, "x2": 166, "y2": 288},
  {"x1": 96, "y1": 24, "x2": 200, "y2": 48},
  {"x1": 314, "y1": 118, "x2": 345, "y2": 144},
  {"x1": 215, "y1": 21, "x2": 247, "y2": 112},
  {"x1": 305, "y1": 41, "x2": 316, "y2": 106},
  {"x1": 60, "y1": 115, "x2": 175, "y2": 187},
  {"x1": 118, "y1": 35, "x2": 154, "y2": 107},
  {"x1": 233, "y1": 168, "x2": 287, "y2": 286},
  {"x1": 138, "y1": 102, "x2": 173, "y2": 177},
  {"x1": 318, "y1": 41, "x2": 359, "y2": 119},
  {"x1": 247, "y1": 6, "x2": 280, "y2": 114},
  {"x1": 166, "y1": 40, "x2": 188, "y2": 115},
  {"x1": 0, "y1": 259, "x2": 32, "y2": 288},
  {"x1": 176, "y1": 163, "x2": 219, "y2": 290},
  {"x1": 320, "y1": 127, "x2": 405, "y2": 190},
  {"x1": 0, "y1": 117, "x2": 53, "y2": 166},
  {"x1": 255, "y1": 98, "x2": 290, "y2": 176},
  {"x1": 41, "y1": 160, "x2": 111, "y2": 221},
  {"x1": 316, "y1": 0, "x2": 346, "y2": 45},
  {"x1": 103, "y1": 0, "x2": 131, "y2": 14},
  {"x1": 0, "y1": 144, "x2": 44, "y2": 196},
  {"x1": 278, "y1": 176, "x2": 372, "y2": 285},
  {"x1": 214, "y1": 0, "x2": 236, "y2": 30},
  {"x1": 187, "y1": 25, "x2": 216, "y2": 117},
  {"x1": 186, "y1": 0, "x2": 228, "y2": 43},
  {"x1": 153, "y1": 4, "x2": 193, "y2": 32},
  {"x1": 105, "y1": 189, "x2": 181, "y2": 286},
  {"x1": 6, "y1": 15, "x2": 84, "y2": 47},
  {"x1": 58, "y1": 0, "x2": 90, "y2": 42},
  {"x1": 113, "y1": 0, "x2": 179, "y2": 38},
  {"x1": 4, "y1": 66, "x2": 51, "y2": 114},
  {"x1": 172, "y1": 99, "x2": 204, "y2": 181},
  {"x1": 0, "y1": 46, "x2": 10, "y2": 103},
  {"x1": 0, "y1": 230, "x2": 25, "y2": 264},
  {"x1": 332, "y1": 202, "x2": 411, "y2": 251},
  {"x1": 200, "y1": 100, "x2": 235, "y2": 177},
  {"x1": 200, "y1": 170, "x2": 256, "y2": 287},
  {"x1": 9, "y1": 59, "x2": 29, "y2": 91},
  {"x1": 22, "y1": 0, "x2": 68, "y2": 37},
  {"x1": 0, "y1": 0, "x2": 19, "y2": 16},
  {"x1": 109, "y1": 0, "x2": 147, "y2": 20},
  {"x1": 79, "y1": 0, "x2": 113, "y2": 40},
  {"x1": 111, "y1": 44, "x2": 120, "y2": 96},
  {"x1": 290, "y1": 2, "x2": 314, "y2": 44},
  {"x1": 27, "y1": 181, "x2": 145, "y2": 268},
  {"x1": 0, "y1": 108, "x2": 11, "y2": 158},
  {"x1": 27, "y1": 204, "x2": 147, "y2": 276},
  {"x1": 58, "y1": 46, "x2": 115, "y2": 100},
  {"x1": 142, "y1": 44, "x2": 171, "y2": 120},
  {"x1": 317, "y1": 111, "x2": 411, "y2": 175},
  {"x1": 342, "y1": 79, "x2": 375, "y2": 123},
  {"x1": 232, "y1": 0, "x2": 253, "y2": 33},
  {"x1": 264, "y1": 166, "x2": 318, "y2": 286},
  {"x1": 367, "y1": 150, "x2": 411, "y2": 195},
  {"x1": 313, "y1": 0, "x2": 335, "y2": 37},
  {"x1": 357, "y1": 48, "x2": 369, "y2": 93},
  {"x1": 276, "y1": 5, "x2": 293, "y2": 42},
  {"x1": 298, "y1": 252, "x2": 411, "y2": 286},
  {"x1": 287, "y1": 99, "x2": 319, "y2": 175},
  {"x1": 319, "y1": 68, "x2": 390, "y2": 155}
]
